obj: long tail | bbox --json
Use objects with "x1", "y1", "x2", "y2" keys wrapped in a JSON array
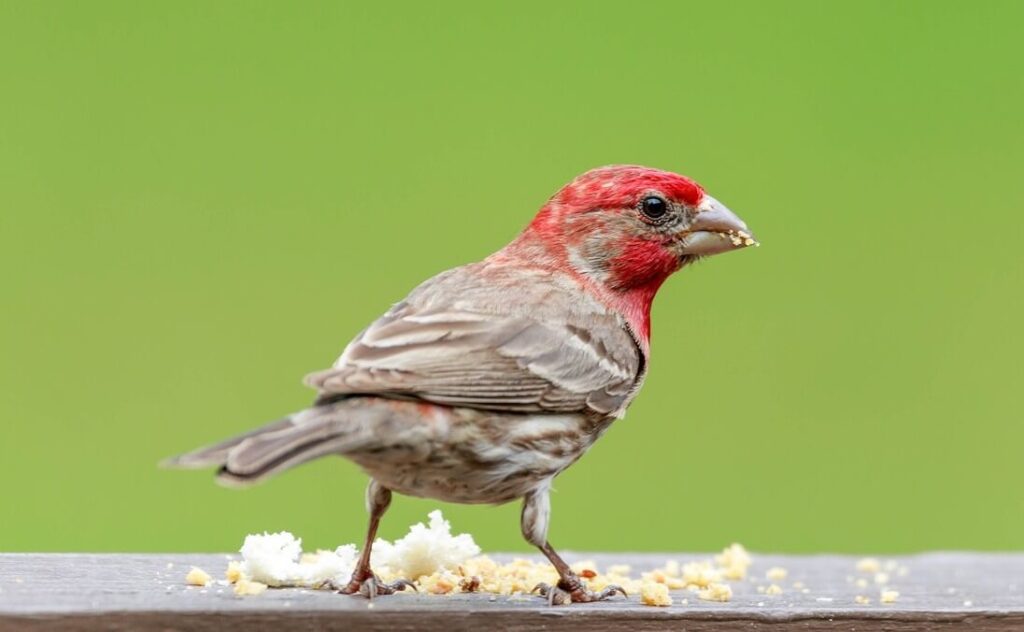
[{"x1": 161, "y1": 399, "x2": 378, "y2": 488}]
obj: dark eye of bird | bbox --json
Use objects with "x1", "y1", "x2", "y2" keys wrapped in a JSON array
[{"x1": 641, "y1": 196, "x2": 668, "y2": 219}]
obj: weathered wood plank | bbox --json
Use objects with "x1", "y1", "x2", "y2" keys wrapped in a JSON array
[{"x1": 1, "y1": 552, "x2": 1022, "y2": 631}]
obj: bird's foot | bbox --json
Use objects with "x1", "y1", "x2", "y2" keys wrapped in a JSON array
[
  {"x1": 532, "y1": 575, "x2": 627, "y2": 606},
  {"x1": 316, "y1": 569, "x2": 416, "y2": 599}
]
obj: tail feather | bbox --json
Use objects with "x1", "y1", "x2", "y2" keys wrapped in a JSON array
[
  {"x1": 160, "y1": 416, "x2": 298, "y2": 469},
  {"x1": 215, "y1": 433, "x2": 365, "y2": 488},
  {"x1": 161, "y1": 400, "x2": 379, "y2": 488}
]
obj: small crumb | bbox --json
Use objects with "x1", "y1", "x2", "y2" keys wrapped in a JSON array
[
  {"x1": 792, "y1": 581, "x2": 805, "y2": 589},
  {"x1": 874, "y1": 572, "x2": 890, "y2": 585},
  {"x1": 185, "y1": 566, "x2": 212, "y2": 587},
  {"x1": 698, "y1": 582, "x2": 733, "y2": 602},
  {"x1": 766, "y1": 567, "x2": 788, "y2": 582},
  {"x1": 681, "y1": 598, "x2": 689, "y2": 605},
  {"x1": 765, "y1": 584, "x2": 784, "y2": 595},
  {"x1": 816, "y1": 597, "x2": 834, "y2": 603},
  {"x1": 166, "y1": 562, "x2": 174, "y2": 570},
  {"x1": 856, "y1": 558, "x2": 881, "y2": 573},
  {"x1": 964, "y1": 600, "x2": 973, "y2": 607},
  {"x1": 855, "y1": 595, "x2": 872, "y2": 605},
  {"x1": 856, "y1": 578, "x2": 869, "y2": 588},
  {"x1": 640, "y1": 581, "x2": 673, "y2": 607},
  {"x1": 880, "y1": 590, "x2": 900, "y2": 603},
  {"x1": 897, "y1": 566, "x2": 909, "y2": 577},
  {"x1": 233, "y1": 579, "x2": 268, "y2": 596},
  {"x1": 801, "y1": 588, "x2": 810, "y2": 594},
  {"x1": 367, "y1": 602, "x2": 375, "y2": 609},
  {"x1": 757, "y1": 601, "x2": 765, "y2": 607},
  {"x1": 715, "y1": 543, "x2": 752, "y2": 580},
  {"x1": 756, "y1": 585, "x2": 766, "y2": 593},
  {"x1": 225, "y1": 560, "x2": 244, "y2": 584}
]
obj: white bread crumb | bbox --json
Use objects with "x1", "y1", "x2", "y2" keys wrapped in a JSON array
[
  {"x1": 765, "y1": 584, "x2": 783, "y2": 595},
  {"x1": 372, "y1": 510, "x2": 481, "y2": 580}
]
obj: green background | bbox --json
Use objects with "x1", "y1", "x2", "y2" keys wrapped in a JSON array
[{"x1": 2, "y1": 1, "x2": 1022, "y2": 554}]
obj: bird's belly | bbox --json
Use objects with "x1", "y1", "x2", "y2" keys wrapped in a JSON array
[{"x1": 348, "y1": 409, "x2": 605, "y2": 504}]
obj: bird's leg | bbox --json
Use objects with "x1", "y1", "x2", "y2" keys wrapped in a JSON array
[
  {"x1": 521, "y1": 486, "x2": 627, "y2": 606},
  {"x1": 319, "y1": 480, "x2": 415, "y2": 598}
]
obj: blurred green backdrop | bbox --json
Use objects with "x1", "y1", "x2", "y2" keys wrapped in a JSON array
[{"x1": 1, "y1": 0, "x2": 1022, "y2": 554}]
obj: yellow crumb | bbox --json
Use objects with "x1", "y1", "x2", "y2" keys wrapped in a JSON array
[
  {"x1": 698, "y1": 582, "x2": 733, "y2": 602},
  {"x1": 874, "y1": 572, "x2": 890, "y2": 585},
  {"x1": 417, "y1": 570, "x2": 459, "y2": 595},
  {"x1": 856, "y1": 578, "x2": 869, "y2": 588},
  {"x1": 640, "y1": 581, "x2": 673, "y2": 607},
  {"x1": 856, "y1": 558, "x2": 881, "y2": 573},
  {"x1": 681, "y1": 560, "x2": 720, "y2": 588},
  {"x1": 765, "y1": 584, "x2": 783, "y2": 595},
  {"x1": 233, "y1": 579, "x2": 268, "y2": 596},
  {"x1": 185, "y1": 566, "x2": 212, "y2": 587},
  {"x1": 225, "y1": 560, "x2": 244, "y2": 584},
  {"x1": 766, "y1": 567, "x2": 787, "y2": 581},
  {"x1": 880, "y1": 590, "x2": 899, "y2": 603},
  {"x1": 715, "y1": 543, "x2": 752, "y2": 580},
  {"x1": 854, "y1": 595, "x2": 871, "y2": 605}
]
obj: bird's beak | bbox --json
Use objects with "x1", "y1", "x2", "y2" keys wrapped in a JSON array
[{"x1": 676, "y1": 195, "x2": 758, "y2": 256}]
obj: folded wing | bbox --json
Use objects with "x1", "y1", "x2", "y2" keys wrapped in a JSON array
[{"x1": 305, "y1": 297, "x2": 642, "y2": 416}]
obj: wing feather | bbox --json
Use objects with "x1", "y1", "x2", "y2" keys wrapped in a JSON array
[{"x1": 305, "y1": 265, "x2": 644, "y2": 415}]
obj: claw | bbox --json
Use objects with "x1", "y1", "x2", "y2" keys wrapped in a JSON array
[
  {"x1": 532, "y1": 577, "x2": 628, "y2": 606},
  {"x1": 325, "y1": 571, "x2": 416, "y2": 599},
  {"x1": 313, "y1": 578, "x2": 344, "y2": 591},
  {"x1": 357, "y1": 576, "x2": 416, "y2": 599},
  {"x1": 597, "y1": 584, "x2": 628, "y2": 600},
  {"x1": 389, "y1": 578, "x2": 418, "y2": 593}
]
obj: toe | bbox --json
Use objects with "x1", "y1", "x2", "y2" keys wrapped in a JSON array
[
  {"x1": 386, "y1": 578, "x2": 417, "y2": 593},
  {"x1": 597, "y1": 584, "x2": 628, "y2": 600}
]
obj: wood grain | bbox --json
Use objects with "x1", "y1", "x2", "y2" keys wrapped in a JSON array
[{"x1": 1, "y1": 552, "x2": 1022, "y2": 631}]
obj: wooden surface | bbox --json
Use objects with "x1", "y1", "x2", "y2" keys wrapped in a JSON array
[{"x1": 1, "y1": 552, "x2": 1022, "y2": 631}]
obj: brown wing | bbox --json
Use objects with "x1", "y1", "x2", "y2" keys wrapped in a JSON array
[{"x1": 304, "y1": 266, "x2": 643, "y2": 416}]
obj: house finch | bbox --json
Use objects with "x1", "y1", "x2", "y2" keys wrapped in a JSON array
[{"x1": 165, "y1": 165, "x2": 756, "y2": 605}]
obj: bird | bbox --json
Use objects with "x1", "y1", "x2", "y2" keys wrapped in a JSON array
[{"x1": 164, "y1": 164, "x2": 757, "y2": 605}]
